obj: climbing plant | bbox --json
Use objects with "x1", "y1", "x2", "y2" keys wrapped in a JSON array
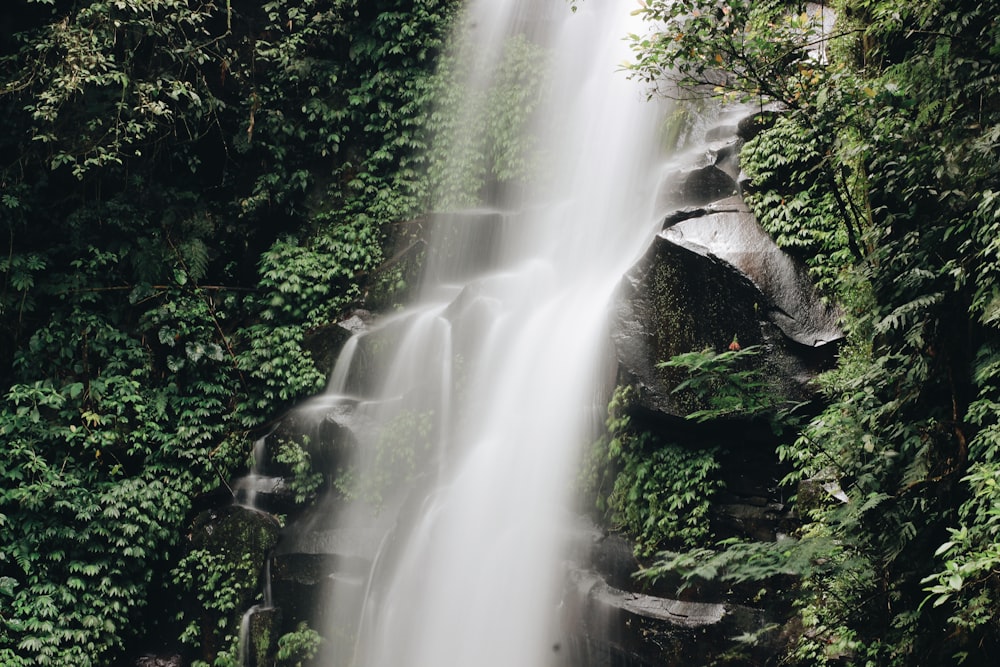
[{"x1": 0, "y1": 0, "x2": 460, "y2": 664}]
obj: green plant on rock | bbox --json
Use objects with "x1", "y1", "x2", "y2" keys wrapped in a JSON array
[
  {"x1": 659, "y1": 345, "x2": 794, "y2": 428},
  {"x1": 591, "y1": 385, "x2": 723, "y2": 557},
  {"x1": 275, "y1": 438, "x2": 324, "y2": 505},
  {"x1": 172, "y1": 549, "x2": 256, "y2": 657},
  {"x1": 171, "y1": 503, "x2": 279, "y2": 667},
  {"x1": 275, "y1": 622, "x2": 323, "y2": 667}
]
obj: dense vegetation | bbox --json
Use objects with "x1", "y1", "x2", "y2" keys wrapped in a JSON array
[
  {"x1": 622, "y1": 0, "x2": 1000, "y2": 664},
  {"x1": 4, "y1": 0, "x2": 998, "y2": 665},
  {"x1": 0, "y1": 0, "x2": 460, "y2": 664}
]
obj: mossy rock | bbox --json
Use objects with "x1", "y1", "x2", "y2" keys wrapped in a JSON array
[
  {"x1": 611, "y1": 235, "x2": 768, "y2": 422},
  {"x1": 185, "y1": 505, "x2": 281, "y2": 661},
  {"x1": 189, "y1": 504, "x2": 281, "y2": 565}
]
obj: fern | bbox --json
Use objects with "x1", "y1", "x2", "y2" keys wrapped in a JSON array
[{"x1": 874, "y1": 292, "x2": 943, "y2": 334}]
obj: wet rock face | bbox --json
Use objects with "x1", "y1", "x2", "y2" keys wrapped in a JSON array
[
  {"x1": 243, "y1": 606, "x2": 282, "y2": 667},
  {"x1": 610, "y1": 228, "x2": 838, "y2": 422},
  {"x1": 134, "y1": 655, "x2": 182, "y2": 667},
  {"x1": 662, "y1": 164, "x2": 739, "y2": 206},
  {"x1": 561, "y1": 569, "x2": 781, "y2": 667},
  {"x1": 611, "y1": 233, "x2": 775, "y2": 419},
  {"x1": 611, "y1": 110, "x2": 842, "y2": 422},
  {"x1": 662, "y1": 197, "x2": 841, "y2": 348},
  {"x1": 269, "y1": 553, "x2": 343, "y2": 629},
  {"x1": 188, "y1": 505, "x2": 281, "y2": 576},
  {"x1": 301, "y1": 316, "x2": 359, "y2": 378},
  {"x1": 584, "y1": 108, "x2": 840, "y2": 666}
]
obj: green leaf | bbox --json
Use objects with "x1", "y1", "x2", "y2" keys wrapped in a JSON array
[{"x1": 0, "y1": 576, "x2": 18, "y2": 597}]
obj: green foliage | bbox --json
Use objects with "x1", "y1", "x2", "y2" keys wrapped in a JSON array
[
  {"x1": 628, "y1": 0, "x2": 840, "y2": 104},
  {"x1": 639, "y1": 531, "x2": 846, "y2": 595},
  {"x1": 236, "y1": 323, "x2": 326, "y2": 420},
  {"x1": 608, "y1": 439, "x2": 722, "y2": 558},
  {"x1": 919, "y1": 343, "x2": 1000, "y2": 655},
  {"x1": 659, "y1": 345, "x2": 793, "y2": 428},
  {"x1": 0, "y1": 0, "x2": 461, "y2": 663},
  {"x1": 590, "y1": 386, "x2": 723, "y2": 557},
  {"x1": 171, "y1": 506, "x2": 279, "y2": 666},
  {"x1": 0, "y1": 299, "x2": 226, "y2": 666},
  {"x1": 274, "y1": 438, "x2": 324, "y2": 505},
  {"x1": 741, "y1": 113, "x2": 858, "y2": 293},
  {"x1": 173, "y1": 549, "x2": 258, "y2": 651},
  {"x1": 632, "y1": 0, "x2": 1000, "y2": 663},
  {"x1": 274, "y1": 622, "x2": 323, "y2": 667},
  {"x1": 2, "y1": 0, "x2": 225, "y2": 179}
]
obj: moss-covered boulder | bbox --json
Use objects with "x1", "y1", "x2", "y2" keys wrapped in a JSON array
[
  {"x1": 610, "y1": 112, "x2": 840, "y2": 424},
  {"x1": 178, "y1": 505, "x2": 281, "y2": 664}
]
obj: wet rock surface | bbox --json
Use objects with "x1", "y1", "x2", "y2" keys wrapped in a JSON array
[
  {"x1": 561, "y1": 565, "x2": 783, "y2": 667},
  {"x1": 611, "y1": 109, "x2": 841, "y2": 423},
  {"x1": 181, "y1": 505, "x2": 281, "y2": 662},
  {"x1": 576, "y1": 109, "x2": 837, "y2": 666},
  {"x1": 300, "y1": 313, "x2": 365, "y2": 378},
  {"x1": 241, "y1": 606, "x2": 282, "y2": 667},
  {"x1": 134, "y1": 655, "x2": 183, "y2": 667},
  {"x1": 611, "y1": 231, "x2": 783, "y2": 420},
  {"x1": 661, "y1": 196, "x2": 841, "y2": 348}
]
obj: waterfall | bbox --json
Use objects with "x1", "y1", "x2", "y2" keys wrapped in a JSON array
[{"x1": 309, "y1": 2, "x2": 669, "y2": 665}]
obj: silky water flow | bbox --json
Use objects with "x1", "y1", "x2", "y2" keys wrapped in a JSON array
[{"x1": 296, "y1": 2, "x2": 672, "y2": 665}]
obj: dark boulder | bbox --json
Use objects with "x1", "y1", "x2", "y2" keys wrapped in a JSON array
[
  {"x1": 239, "y1": 605, "x2": 282, "y2": 667},
  {"x1": 301, "y1": 311, "x2": 369, "y2": 379},
  {"x1": 736, "y1": 110, "x2": 780, "y2": 141},
  {"x1": 610, "y1": 198, "x2": 841, "y2": 423},
  {"x1": 561, "y1": 569, "x2": 781, "y2": 667},
  {"x1": 661, "y1": 164, "x2": 739, "y2": 207},
  {"x1": 231, "y1": 473, "x2": 301, "y2": 516},
  {"x1": 610, "y1": 232, "x2": 810, "y2": 421},
  {"x1": 661, "y1": 197, "x2": 841, "y2": 348},
  {"x1": 267, "y1": 395, "x2": 362, "y2": 478}
]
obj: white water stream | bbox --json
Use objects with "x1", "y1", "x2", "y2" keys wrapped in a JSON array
[{"x1": 311, "y1": 2, "x2": 670, "y2": 665}]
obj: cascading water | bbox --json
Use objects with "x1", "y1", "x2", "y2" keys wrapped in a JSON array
[{"x1": 303, "y1": 2, "x2": 672, "y2": 665}]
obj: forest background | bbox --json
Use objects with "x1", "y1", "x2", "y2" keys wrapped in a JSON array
[{"x1": 1, "y1": 1, "x2": 999, "y2": 666}]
